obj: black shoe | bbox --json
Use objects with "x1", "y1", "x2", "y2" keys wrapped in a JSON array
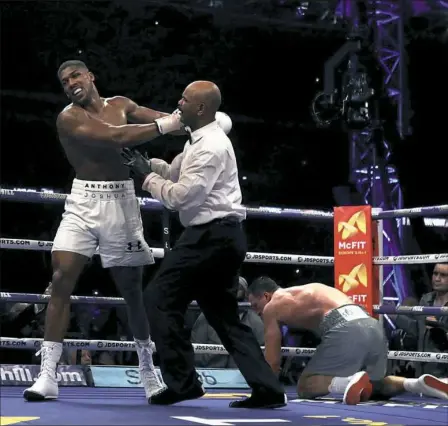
[
  {"x1": 229, "y1": 391, "x2": 287, "y2": 409},
  {"x1": 149, "y1": 384, "x2": 205, "y2": 405}
]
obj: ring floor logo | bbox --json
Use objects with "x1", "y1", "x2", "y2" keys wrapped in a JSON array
[{"x1": 0, "y1": 365, "x2": 87, "y2": 386}]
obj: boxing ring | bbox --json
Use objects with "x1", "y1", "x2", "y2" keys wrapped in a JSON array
[{"x1": 1, "y1": 188, "x2": 448, "y2": 426}]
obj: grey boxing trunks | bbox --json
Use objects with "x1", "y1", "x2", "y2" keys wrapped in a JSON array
[{"x1": 303, "y1": 304, "x2": 388, "y2": 380}]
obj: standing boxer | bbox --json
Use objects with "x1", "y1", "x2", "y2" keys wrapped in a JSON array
[{"x1": 24, "y1": 59, "x2": 184, "y2": 401}]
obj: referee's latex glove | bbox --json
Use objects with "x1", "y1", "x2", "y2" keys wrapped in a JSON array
[{"x1": 121, "y1": 148, "x2": 152, "y2": 179}]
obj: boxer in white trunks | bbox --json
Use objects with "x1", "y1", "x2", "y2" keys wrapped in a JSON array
[
  {"x1": 24, "y1": 60, "x2": 231, "y2": 402},
  {"x1": 248, "y1": 278, "x2": 448, "y2": 404}
]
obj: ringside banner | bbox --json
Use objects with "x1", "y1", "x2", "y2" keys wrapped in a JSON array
[
  {"x1": 0, "y1": 364, "x2": 87, "y2": 386},
  {"x1": 90, "y1": 366, "x2": 249, "y2": 389}
]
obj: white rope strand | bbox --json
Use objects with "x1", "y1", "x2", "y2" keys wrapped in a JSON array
[
  {"x1": 1, "y1": 337, "x2": 446, "y2": 363},
  {"x1": 1, "y1": 238, "x2": 447, "y2": 265}
]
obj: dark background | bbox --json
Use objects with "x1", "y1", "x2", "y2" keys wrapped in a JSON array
[{"x1": 1, "y1": 1, "x2": 446, "y2": 298}]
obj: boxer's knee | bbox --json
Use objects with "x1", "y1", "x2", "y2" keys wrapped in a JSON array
[
  {"x1": 51, "y1": 251, "x2": 88, "y2": 301},
  {"x1": 110, "y1": 266, "x2": 143, "y2": 301},
  {"x1": 297, "y1": 374, "x2": 332, "y2": 399},
  {"x1": 50, "y1": 269, "x2": 75, "y2": 300}
]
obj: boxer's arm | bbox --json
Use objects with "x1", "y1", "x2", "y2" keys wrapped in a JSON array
[
  {"x1": 57, "y1": 110, "x2": 162, "y2": 148},
  {"x1": 142, "y1": 149, "x2": 222, "y2": 211},
  {"x1": 123, "y1": 97, "x2": 186, "y2": 136},
  {"x1": 263, "y1": 304, "x2": 282, "y2": 374},
  {"x1": 123, "y1": 97, "x2": 167, "y2": 124}
]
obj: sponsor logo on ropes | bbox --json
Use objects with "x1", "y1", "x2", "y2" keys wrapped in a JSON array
[
  {"x1": 394, "y1": 305, "x2": 426, "y2": 313},
  {"x1": 0, "y1": 189, "x2": 14, "y2": 195},
  {"x1": 37, "y1": 241, "x2": 53, "y2": 248},
  {"x1": 29, "y1": 340, "x2": 89, "y2": 349},
  {"x1": 0, "y1": 292, "x2": 11, "y2": 298},
  {"x1": 281, "y1": 348, "x2": 315, "y2": 356},
  {"x1": 392, "y1": 351, "x2": 431, "y2": 359},
  {"x1": 245, "y1": 253, "x2": 292, "y2": 262},
  {"x1": 13, "y1": 188, "x2": 37, "y2": 192},
  {"x1": 297, "y1": 256, "x2": 333, "y2": 264},
  {"x1": 406, "y1": 207, "x2": 423, "y2": 214},
  {"x1": 96, "y1": 341, "x2": 135, "y2": 349},
  {"x1": 393, "y1": 255, "x2": 432, "y2": 261},
  {"x1": 40, "y1": 192, "x2": 66, "y2": 200},
  {"x1": 1, "y1": 340, "x2": 26, "y2": 347},
  {"x1": 195, "y1": 344, "x2": 227, "y2": 353},
  {"x1": 375, "y1": 256, "x2": 389, "y2": 262},
  {"x1": 0, "y1": 239, "x2": 31, "y2": 246},
  {"x1": 63, "y1": 341, "x2": 90, "y2": 348},
  {"x1": 249, "y1": 206, "x2": 283, "y2": 215},
  {"x1": 436, "y1": 353, "x2": 448, "y2": 361}
]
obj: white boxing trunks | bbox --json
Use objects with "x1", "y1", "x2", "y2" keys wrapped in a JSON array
[{"x1": 52, "y1": 179, "x2": 154, "y2": 268}]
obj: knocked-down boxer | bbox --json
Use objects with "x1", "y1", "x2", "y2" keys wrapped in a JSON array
[{"x1": 248, "y1": 278, "x2": 448, "y2": 404}]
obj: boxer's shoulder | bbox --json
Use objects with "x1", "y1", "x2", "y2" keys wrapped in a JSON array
[
  {"x1": 56, "y1": 105, "x2": 83, "y2": 132},
  {"x1": 105, "y1": 95, "x2": 135, "y2": 111},
  {"x1": 265, "y1": 293, "x2": 283, "y2": 314}
]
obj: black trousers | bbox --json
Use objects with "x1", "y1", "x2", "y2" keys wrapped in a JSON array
[{"x1": 144, "y1": 217, "x2": 284, "y2": 395}]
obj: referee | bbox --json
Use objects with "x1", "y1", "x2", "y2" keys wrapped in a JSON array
[{"x1": 121, "y1": 81, "x2": 286, "y2": 408}]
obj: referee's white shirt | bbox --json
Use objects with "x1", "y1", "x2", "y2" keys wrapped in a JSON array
[{"x1": 142, "y1": 120, "x2": 246, "y2": 227}]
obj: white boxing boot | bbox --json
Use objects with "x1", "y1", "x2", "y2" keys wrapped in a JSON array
[
  {"x1": 135, "y1": 338, "x2": 166, "y2": 400},
  {"x1": 23, "y1": 342, "x2": 62, "y2": 401}
]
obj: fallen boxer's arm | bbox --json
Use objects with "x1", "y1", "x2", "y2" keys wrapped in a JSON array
[{"x1": 262, "y1": 302, "x2": 283, "y2": 374}]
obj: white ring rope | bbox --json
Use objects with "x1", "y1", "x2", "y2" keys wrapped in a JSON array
[
  {"x1": 2, "y1": 187, "x2": 448, "y2": 220},
  {"x1": 1, "y1": 238, "x2": 447, "y2": 265},
  {"x1": 1, "y1": 337, "x2": 446, "y2": 364}
]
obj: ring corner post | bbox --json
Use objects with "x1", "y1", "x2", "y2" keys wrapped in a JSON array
[{"x1": 333, "y1": 205, "x2": 374, "y2": 315}]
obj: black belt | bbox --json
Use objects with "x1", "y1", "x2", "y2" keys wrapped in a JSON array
[{"x1": 191, "y1": 216, "x2": 241, "y2": 229}]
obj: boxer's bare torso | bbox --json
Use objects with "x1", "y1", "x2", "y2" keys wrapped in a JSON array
[
  {"x1": 264, "y1": 283, "x2": 353, "y2": 334},
  {"x1": 57, "y1": 97, "x2": 136, "y2": 181}
]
